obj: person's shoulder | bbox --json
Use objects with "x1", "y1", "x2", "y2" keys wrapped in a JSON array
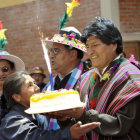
[
  {"x1": 82, "y1": 69, "x2": 94, "y2": 77},
  {"x1": 1, "y1": 110, "x2": 23, "y2": 126},
  {"x1": 117, "y1": 59, "x2": 140, "y2": 81},
  {"x1": 120, "y1": 59, "x2": 140, "y2": 72},
  {"x1": 3, "y1": 104, "x2": 32, "y2": 122},
  {"x1": 80, "y1": 69, "x2": 94, "y2": 82}
]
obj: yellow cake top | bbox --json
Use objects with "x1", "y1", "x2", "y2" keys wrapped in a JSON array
[{"x1": 30, "y1": 89, "x2": 79, "y2": 102}]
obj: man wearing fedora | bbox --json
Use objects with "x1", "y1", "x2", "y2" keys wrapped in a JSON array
[
  {"x1": 30, "y1": 66, "x2": 46, "y2": 92},
  {"x1": 42, "y1": 26, "x2": 89, "y2": 130}
]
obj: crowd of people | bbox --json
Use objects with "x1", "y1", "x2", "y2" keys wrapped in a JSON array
[{"x1": 0, "y1": 17, "x2": 140, "y2": 140}]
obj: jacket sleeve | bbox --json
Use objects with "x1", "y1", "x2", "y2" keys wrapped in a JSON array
[
  {"x1": 78, "y1": 97, "x2": 140, "y2": 137},
  {"x1": 0, "y1": 115, "x2": 72, "y2": 140}
]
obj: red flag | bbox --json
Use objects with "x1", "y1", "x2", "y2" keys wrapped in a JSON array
[{"x1": 0, "y1": 21, "x2": 3, "y2": 30}]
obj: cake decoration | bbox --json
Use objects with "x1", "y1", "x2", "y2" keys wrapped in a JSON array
[
  {"x1": 40, "y1": 39, "x2": 54, "y2": 90},
  {"x1": 31, "y1": 89, "x2": 79, "y2": 101}
]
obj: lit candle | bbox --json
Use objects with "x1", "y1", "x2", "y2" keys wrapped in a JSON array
[{"x1": 41, "y1": 39, "x2": 54, "y2": 91}]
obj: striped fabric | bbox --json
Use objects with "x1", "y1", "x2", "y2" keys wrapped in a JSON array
[
  {"x1": 43, "y1": 61, "x2": 84, "y2": 130},
  {"x1": 49, "y1": 119, "x2": 60, "y2": 130},
  {"x1": 78, "y1": 69, "x2": 93, "y2": 101},
  {"x1": 79, "y1": 60, "x2": 140, "y2": 140},
  {"x1": 65, "y1": 61, "x2": 84, "y2": 89},
  {"x1": 96, "y1": 63, "x2": 140, "y2": 114},
  {"x1": 93, "y1": 61, "x2": 140, "y2": 140},
  {"x1": 44, "y1": 61, "x2": 84, "y2": 90}
]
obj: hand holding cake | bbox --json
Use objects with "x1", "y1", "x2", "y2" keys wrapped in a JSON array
[
  {"x1": 48, "y1": 107, "x2": 84, "y2": 119},
  {"x1": 0, "y1": 71, "x2": 101, "y2": 140}
]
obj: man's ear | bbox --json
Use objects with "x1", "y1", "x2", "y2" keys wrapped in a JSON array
[
  {"x1": 70, "y1": 50, "x2": 78, "y2": 60},
  {"x1": 12, "y1": 94, "x2": 21, "y2": 103},
  {"x1": 113, "y1": 43, "x2": 117, "y2": 52}
]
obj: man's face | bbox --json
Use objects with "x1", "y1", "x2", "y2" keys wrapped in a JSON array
[
  {"x1": 0, "y1": 60, "x2": 15, "y2": 88},
  {"x1": 14, "y1": 75, "x2": 40, "y2": 108},
  {"x1": 48, "y1": 42, "x2": 72, "y2": 74},
  {"x1": 86, "y1": 36, "x2": 117, "y2": 72},
  {"x1": 31, "y1": 73, "x2": 44, "y2": 86}
]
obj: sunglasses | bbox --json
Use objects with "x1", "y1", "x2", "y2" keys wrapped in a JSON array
[{"x1": 1, "y1": 67, "x2": 9, "y2": 73}]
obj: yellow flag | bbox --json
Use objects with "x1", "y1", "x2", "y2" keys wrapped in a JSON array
[
  {"x1": 0, "y1": 29, "x2": 7, "y2": 40},
  {"x1": 66, "y1": 0, "x2": 80, "y2": 17}
]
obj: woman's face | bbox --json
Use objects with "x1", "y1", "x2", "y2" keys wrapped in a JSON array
[
  {"x1": 13, "y1": 75, "x2": 40, "y2": 108},
  {"x1": 0, "y1": 60, "x2": 15, "y2": 88}
]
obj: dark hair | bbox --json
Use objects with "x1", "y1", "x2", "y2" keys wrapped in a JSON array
[
  {"x1": 64, "y1": 45, "x2": 84, "y2": 59},
  {"x1": 1, "y1": 59, "x2": 15, "y2": 70},
  {"x1": 0, "y1": 71, "x2": 29, "y2": 120},
  {"x1": 59, "y1": 29, "x2": 84, "y2": 59},
  {"x1": 81, "y1": 17, "x2": 123, "y2": 54},
  {"x1": 120, "y1": 51, "x2": 126, "y2": 58},
  {"x1": 84, "y1": 58, "x2": 92, "y2": 69},
  {"x1": 7, "y1": 60, "x2": 15, "y2": 70}
]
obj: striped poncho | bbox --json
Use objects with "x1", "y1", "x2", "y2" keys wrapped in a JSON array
[{"x1": 78, "y1": 59, "x2": 140, "y2": 140}]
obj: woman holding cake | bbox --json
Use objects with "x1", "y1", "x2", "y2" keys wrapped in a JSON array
[{"x1": 0, "y1": 71, "x2": 100, "y2": 140}]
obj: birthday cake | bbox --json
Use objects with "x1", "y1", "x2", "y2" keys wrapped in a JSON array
[{"x1": 25, "y1": 89, "x2": 85, "y2": 114}]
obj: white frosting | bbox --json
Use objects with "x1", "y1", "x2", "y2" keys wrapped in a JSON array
[{"x1": 30, "y1": 94, "x2": 81, "y2": 109}]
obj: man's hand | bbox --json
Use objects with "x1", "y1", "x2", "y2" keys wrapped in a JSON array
[
  {"x1": 48, "y1": 107, "x2": 84, "y2": 119},
  {"x1": 70, "y1": 121, "x2": 101, "y2": 139}
]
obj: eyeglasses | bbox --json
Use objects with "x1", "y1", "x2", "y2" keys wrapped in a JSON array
[
  {"x1": 48, "y1": 48, "x2": 66, "y2": 55},
  {"x1": 1, "y1": 67, "x2": 9, "y2": 73}
]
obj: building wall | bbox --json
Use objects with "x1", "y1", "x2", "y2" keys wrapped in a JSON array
[
  {"x1": 119, "y1": 0, "x2": 140, "y2": 33},
  {"x1": 119, "y1": 0, "x2": 140, "y2": 60},
  {"x1": 100, "y1": 0, "x2": 140, "y2": 60},
  {"x1": 0, "y1": 0, "x2": 36, "y2": 8},
  {"x1": 123, "y1": 41, "x2": 140, "y2": 60},
  {"x1": 0, "y1": 0, "x2": 100, "y2": 82},
  {"x1": 0, "y1": 0, "x2": 140, "y2": 83}
]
